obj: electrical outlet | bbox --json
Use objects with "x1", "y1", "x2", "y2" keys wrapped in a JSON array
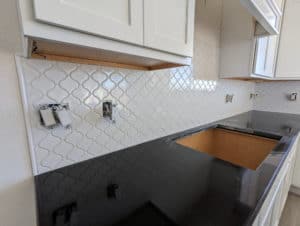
[
  {"x1": 225, "y1": 94, "x2": 234, "y2": 103},
  {"x1": 289, "y1": 93, "x2": 298, "y2": 101}
]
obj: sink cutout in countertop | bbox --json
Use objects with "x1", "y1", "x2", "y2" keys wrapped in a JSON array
[{"x1": 176, "y1": 128, "x2": 280, "y2": 170}]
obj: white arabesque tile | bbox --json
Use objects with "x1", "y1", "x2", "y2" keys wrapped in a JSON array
[
  {"x1": 254, "y1": 81, "x2": 300, "y2": 114},
  {"x1": 19, "y1": 58, "x2": 255, "y2": 174}
]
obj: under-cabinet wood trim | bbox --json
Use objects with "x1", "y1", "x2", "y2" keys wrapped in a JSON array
[
  {"x1": 149, "y1": 63, "x2": 183, "y2": 70},
  {"x1": 29, "y1": 38, "x2": 186, "y2": 71},
  {"x1": 31, "y1": 53, "x2": 151, "y2": 71}
]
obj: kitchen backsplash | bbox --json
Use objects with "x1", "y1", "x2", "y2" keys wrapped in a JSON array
[
  {"x1": 18, "y1": 57, "x2": 255, "y2": 175},
  {"x1": 254, "y1": 81, "x2": 300, "y2": 114}
]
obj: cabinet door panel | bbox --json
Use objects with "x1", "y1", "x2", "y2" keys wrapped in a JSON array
[
  {"x1": 253, "y1": 35, "x2": 278, "y2": 78},
  {"x1": 33, "y1": 0, "x2": 143, "y2": 45},
  {"x1": 292, "y1": 135, "x2": 300, "y2": 187},
  {"x1": 276, "y1": 0, "x2": 300, "y2": 77},
  {"x1": 144, "y1": 0, "x2": 195, "y2": 57},
  {"x1": 272, "y1": 176, "x2": 287, "y2": 226}
]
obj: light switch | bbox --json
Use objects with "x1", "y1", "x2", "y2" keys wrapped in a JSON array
[
  {"x1": 55, "y1": 108, "x2": 72, "y2": 128},
  {"x1": 40, "y1": 108, "x2": 57, "y2": 127}
]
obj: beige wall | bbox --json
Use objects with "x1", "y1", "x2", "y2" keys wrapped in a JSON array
[{"x1": 0, "y1": 0, "x2": 36, "y2": 226}]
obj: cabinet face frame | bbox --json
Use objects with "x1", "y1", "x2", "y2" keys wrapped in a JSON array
[
  {"x1": 253, "y1": 134, "x2": 300, "y2": 226},
  {"x1": 33, "y1": 0, "x2": 144, "y2": 45}
]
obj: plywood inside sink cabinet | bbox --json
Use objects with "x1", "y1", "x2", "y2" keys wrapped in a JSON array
[{"x1": 176, "y1": 128, "x2": 279, "y2": 170}]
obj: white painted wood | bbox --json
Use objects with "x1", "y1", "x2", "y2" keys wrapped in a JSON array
[
  {"x1": 240, "y1": 0, "x2": 280, "y2": 35},
  {"x1": 274, "y1": 0, "x2": 286, "y2": 10},
  {"x1": 292, "y1": 135, "x2": 300, "y2": 187},
  {"x1": 144, "y1": 0, "x2": 195, "y2": 57},
  {"x1": 220, "y1": 0, "x2": 286, "y2": 80},
  {"x1": 288, "y1": 144, "x2": 297, "y2": 187},
  {"x1": 17, "y1": 0, "x2": 192, "y2": 66},
  {"x1": 257, "y1": 165, "x2": 285, "y2": 226},
  {"x1": 33, "y1": 0, "x2": 143, "y2": 45},
  {"x1": 252, "y1": 218, "x2": 259, "y2": 226},
  {"x1": 251, "y1": 0, "x2": 300, "y2": 80},
  {"x1": 219, "y1": 0, "x2": 256, "y2": 78},
  {"x1": 253, "y1": 134, "x2": 299, "y2": 226},
  {"x1": 262, "y1": 207, "x2": 273, "y2": 226},
  {"x1": 258, "y1": 167, "x2": 286, "y2": 226},
  {"x1": 252, "y1": 0, "x2": 286, "y2": 80},
  {"x1": 253, "y1": 35, "x2": 279, "y2": 78},
  {"x1": 193, "y1": 0, "x2": 222, "y2": 80},
  {"x1": 276, "y1": 0, "x2": 300, "y2": 78},
  {"x1": 14, "y1": 55, "x2": 38, "y2": 175},
  {"x1": 254, "y1": 37, "x2": 270, "y2": 76},
  {"x1": 271, "y1": 177, "x2": 284, "y2": 226}
]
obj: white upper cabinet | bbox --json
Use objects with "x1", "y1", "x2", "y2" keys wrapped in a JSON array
[
  {"x1": 241, "y1": 0, "x2": 282, "y2": 35},
  {"x1": 252, "y1": 0, "x2": 285, "y2": 78},
  {"x1": 276, "y1": 0, "x2": 300, "y2": 78},
  {"x1": 219, "y1": 0, "x2": 284, "y2": 80},
  {"x1": 18, "y1": 0, "x2": 195, "y2": 70},
  {"x1": 220, "y1": 0, "x2": 300, "y2": 80},
  {"x1": 33, "y1": 0, "x2": 144, "y2": 45},
  {"x1": 144, "y1": 0, "x2": 195, "y2": 57},
  {"x1": 253, "y1": 35, "x2": 279, "y2": 78}
]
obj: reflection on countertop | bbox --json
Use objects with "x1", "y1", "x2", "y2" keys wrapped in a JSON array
[{"x1": 34, "y1": 111, "x2": 300, "y2": 226}]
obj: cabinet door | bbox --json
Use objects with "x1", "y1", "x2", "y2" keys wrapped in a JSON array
[
  {"x1": 292, "y1": 136, "x2": 300, "y2": 187},
  {"x1": 276, "y1": 0, "x2": 300, "y2": 78},
  {"x1": 144, "y1": 0, "x2": 195, "y2": 57},
  {"x1": 259, "y1": 176, "x2": 284, "y2": 226},
  {"x1": 33, "y1": 0, "x2": 144, "y2": 45},
  {"x1": 271, "y1": 182, "x2": 284, "y2": 226},
  {"x1": 253, "y1": 35, "x2": 279, "y2": 78}
]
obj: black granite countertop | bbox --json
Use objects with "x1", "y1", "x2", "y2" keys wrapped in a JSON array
[{"x1": 34, "y1": 111, "x2": 300, "y2": 226}]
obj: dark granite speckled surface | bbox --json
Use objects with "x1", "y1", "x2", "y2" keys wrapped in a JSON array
[{"x1": 34, "y1": 111, "x2": 300, "y2": 226}]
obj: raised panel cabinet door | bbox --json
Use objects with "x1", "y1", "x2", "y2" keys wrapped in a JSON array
[
  {"x1": 253, "y1": 35, "x2": 279, "y2": 78},
  {"x1": 33, "y1": 0, "x2": 144, "y2": 45},
  {"x1": 292, "y1": 135, "x2": 300, "y2": 187},
  {"x1": 271, "y1": 184, "x2": 283, "y2": 226},
  {"x1": 144, "y1": 0, "x2": 195, "y2": 57}
]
